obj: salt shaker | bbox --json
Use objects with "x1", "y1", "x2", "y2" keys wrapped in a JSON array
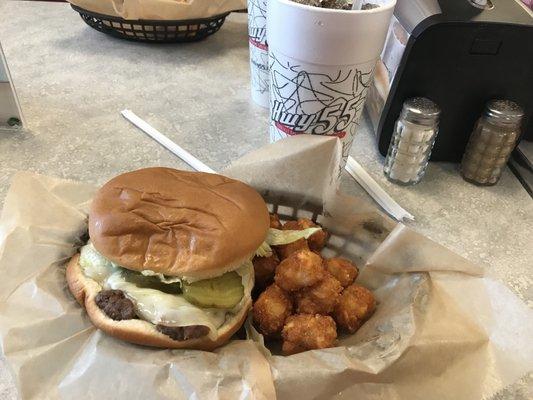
[
  {"x1": 461, "y1": 100, "x2": 524, "y2": 186},
  {"x1": 384, "y1": 97, "x2": 441, "y2": 185}
]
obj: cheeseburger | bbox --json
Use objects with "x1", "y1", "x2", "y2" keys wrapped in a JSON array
[{"x1": 67, "y1": 167, "x2": 270, "y2": 350}]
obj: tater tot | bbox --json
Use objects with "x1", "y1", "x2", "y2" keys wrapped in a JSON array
[
  {"x1": 295, "y1": 272, "x2": 343, "y2": 314},
  {"x1": 270, "y1": 213, "x2": 282, "y2": 229},
  {"x1": 333, "y1": 284, "x2": 376, "y2": 333},
  {"x1": 324, "y1": 258, "x2": 359, "y2": 288},
  {"x1": 275, "y1": 238, "x2": 309, "y2": 260},
  {"x1": 281, "y1": 340, "x2": 306, "y2": 356},
  {"x1": 281, "y1": 220, "x2": 302, "y2": 231},
  {"x1": 281, "y1": 314, "x2": 337, "y2": 355},
  {"x1": 253, "y1": 284, "x2": 293, "y2": 337},
  {"x1": 253, "y1": 253, "x2": 280, "y2": 289},
  {"x1": 283, "y1": 218, "x2": 328, "y2": 252},
  {"x1": 274, "y1": 250, "x2": 325, "y2": 292}
]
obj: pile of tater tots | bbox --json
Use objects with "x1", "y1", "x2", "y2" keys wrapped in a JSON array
[{"x1": 252, "y1": 214, "x2": 376, "y2": 355}]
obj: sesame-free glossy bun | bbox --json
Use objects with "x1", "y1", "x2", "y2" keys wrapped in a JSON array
[{"x1": 89, "y1": 168, "x2": 269, "y2": 279}]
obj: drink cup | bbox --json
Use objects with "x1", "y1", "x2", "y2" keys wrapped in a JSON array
[
  {"x1": 267, "y1": 0, "x2": 396, "y2": 164},
  {"x1": 248, "y1": 0, "x2": 269, "y2": 107}
]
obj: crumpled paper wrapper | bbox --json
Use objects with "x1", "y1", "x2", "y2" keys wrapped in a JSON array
[
  {"x1": 0, "y1": 136, "x2": 532, "y2": 400},
  {"x1": 68, "y1": 0, "x2": 246, "y2": 21}
]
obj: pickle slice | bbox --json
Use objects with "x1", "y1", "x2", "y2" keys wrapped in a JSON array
[
  {"x1": 182, "y1": 272, "x2": 244, "y2": 309},
  {"x1": 123, "y1": 271, "x2": 181, "y2": 295}
]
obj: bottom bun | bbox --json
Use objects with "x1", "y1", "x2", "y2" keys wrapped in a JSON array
[{"x1": 66, "y1": 254, "x2": 251, "y2": 350}]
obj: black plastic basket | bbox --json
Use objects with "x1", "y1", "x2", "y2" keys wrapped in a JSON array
[{"x1": 71, "y1": 4, "x2": 229, "y2": 43}]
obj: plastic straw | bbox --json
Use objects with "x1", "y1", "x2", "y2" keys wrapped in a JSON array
[
  {"x1": 121, "y1": 110, "x2": 216, "y2": 174},
  {"x1": 345, "y1": 156, "x2": 415, "y2": 222}
]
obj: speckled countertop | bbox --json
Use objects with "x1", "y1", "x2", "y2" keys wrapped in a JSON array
[{"x1": 0, "y1": 1, "x2": 531, "y2": 399}]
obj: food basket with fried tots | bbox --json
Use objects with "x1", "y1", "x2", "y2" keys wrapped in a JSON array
[{"x1": 252, "y1": 213, "x2": 376, "y2": 355}]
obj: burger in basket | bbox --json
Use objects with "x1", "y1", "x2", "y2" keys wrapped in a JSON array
[{"x1": 67, "y1": 167, "x2": 321, "y2": 350}]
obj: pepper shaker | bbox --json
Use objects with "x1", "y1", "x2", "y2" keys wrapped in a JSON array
[
  {"x1": 461, "y1": 100, "x2": 524, "y2": 186},
  {"x1": 384, "y1": 97, "x2": 441, "y2": 185}
]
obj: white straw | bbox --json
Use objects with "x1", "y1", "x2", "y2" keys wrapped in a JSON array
[
  {"x1": 352, "y1": 0, "x2": 363, "y2": 10},
  {"x1": 121, "y1": 110, "x2": 216, "y2": 174},
  {"x1": 345, "y1": 156, "x2": 415, "y2": 222}
]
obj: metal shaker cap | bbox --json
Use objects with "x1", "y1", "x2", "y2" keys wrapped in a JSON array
[
  {"x1": 485, "y1": 100, "x2": 524, "y2": 125},
  {"x1": 400, "y1": 97, "x2": 441, "y2": 126}
]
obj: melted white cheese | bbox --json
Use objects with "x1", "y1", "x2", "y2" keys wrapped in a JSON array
[
  {"x1": 78, "y1": 243, "x2": 253, "y2": 339},
  {"x1": 105, "y1": 272, "x2": 226, "y2": 339}
]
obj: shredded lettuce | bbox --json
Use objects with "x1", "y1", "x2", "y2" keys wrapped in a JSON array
[
  {"x1": 79, "y1": 242, "x2": 118, "y2": 282},
  {"x1": 80, "y1": 243, "x2": 184, "y2": 285},
  {"x1": 255, "y1": 241, "x2": 273, "y2": 257},
  {"x1": 140, "y1": 270, "x2": 182, "y2": 284},
  {"x1": 254, "y1": 227, "x2": 322, "y2": 257},
  {"x1": 266, "y1": 227, "x2": 322, "y2": 246}
]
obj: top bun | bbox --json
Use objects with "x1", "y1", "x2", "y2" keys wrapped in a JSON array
[{"x1": 89, "y1": 168, "x2": 269, "y2": 279}]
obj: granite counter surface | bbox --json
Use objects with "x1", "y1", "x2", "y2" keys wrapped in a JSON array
[{"x1": 0, "y1": 1, "x2": 531, "y2": 398}]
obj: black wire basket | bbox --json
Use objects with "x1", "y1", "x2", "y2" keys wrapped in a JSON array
[
  {"x1": 261, "y1": 190, "x2": 392, "y2": 265},
  {"x1": 71, "y1": 4, "x2": 229, "y2": 43}
]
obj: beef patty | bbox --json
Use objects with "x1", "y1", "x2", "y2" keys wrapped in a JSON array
[
  {"x1": 157, "y1": 324, "x2": 210, "y2": 341},
  {"x1": 95, "y1": 289, "x2": 137, "y2": 320},
  {"x1": 95, "y1": 289, "x2": 210, "y2": 341}
]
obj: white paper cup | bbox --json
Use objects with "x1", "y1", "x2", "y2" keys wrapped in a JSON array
[
  {"x1": 267, "y1": 0, "x2": 396, "y2": 163},
  {"x1": 248, "y1": 0, "x2": 269, "y2": 107}
]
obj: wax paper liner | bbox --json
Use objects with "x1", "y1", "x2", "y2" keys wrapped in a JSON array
[
  {"x1": 68, "y1": 0, "x2": 246, "y2": 21},
  {"x1": 0, "y1": 135, "x2": 531, "y2": 399}
]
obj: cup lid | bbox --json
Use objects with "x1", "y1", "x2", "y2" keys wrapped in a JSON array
[{"x1": 266, "y1": 0, "x2": 396, "y2": 66}]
